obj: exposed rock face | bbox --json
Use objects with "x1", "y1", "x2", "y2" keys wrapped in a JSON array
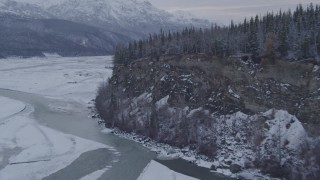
[
  {"x1": 96, "y1": 54, "x2": 320, "y2": 179},
  {"x1": 103, "y1": 55, "x2": 320, "y2": 124}
]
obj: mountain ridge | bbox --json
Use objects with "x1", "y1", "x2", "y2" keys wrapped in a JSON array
[
  {"x1": 0, "y1": 0, "x2": 211, "y2": 58},
  {"x1": 0, "y1": 15, "x2": 127, "y2": 57},
  {"x1": 0, "y1": 0, "x2": 210, "y2": 37}
]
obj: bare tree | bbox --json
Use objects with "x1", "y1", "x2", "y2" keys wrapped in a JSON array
[
  {"x1": 253, "y1": 128, "x2": 265, "y2": 166},
  {"x1": 263, "y1": 32, "x2": 276, "y2": 64}
]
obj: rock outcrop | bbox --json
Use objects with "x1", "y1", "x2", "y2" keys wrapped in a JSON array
[{"x1": 96, "y1": 54, "x2": 320, "y2": 179}]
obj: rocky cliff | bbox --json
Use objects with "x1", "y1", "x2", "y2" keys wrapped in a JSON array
[{"x1": 96, "y1": 55, "x2": 320, "y2": 179}]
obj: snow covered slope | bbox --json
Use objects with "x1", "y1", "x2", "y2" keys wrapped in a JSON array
[
  {"x1": 0, "y1": 0, "x2": 210, "y2": 57},
  {"x1": 138, "y1": 160, "x2": 198, "y2": 180},
  {"x1": 0, "y1": 15, "x2": 125, "y2": 57},
  {"x1": 0, "y1": 0, "x2": 210, "y2": 37}
]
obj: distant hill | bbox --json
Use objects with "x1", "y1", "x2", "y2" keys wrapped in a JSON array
[
  {"x1": 0, "y1": 15, "x2": 129, "y2": 58},
  {"x1": 0, "y1": 0, "x2": 210, "y2": 36}
]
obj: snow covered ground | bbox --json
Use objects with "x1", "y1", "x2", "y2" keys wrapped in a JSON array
[
  {"x1": 0, "y1": 96, "x2": 25, "y2": 120},
  {"x1": 0, "y1": 56, "x2": 113, "y2": 105},
  {"x1": 137, "y1": 160, "x2": 198, "y2": 180}
]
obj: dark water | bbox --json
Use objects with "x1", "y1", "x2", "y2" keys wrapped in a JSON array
[
  {"x1": 43, "y1": 148, "x2": 113, "y2": 180},
  {"x1": 0, "y1": 89, "x2": 234, "y2": 180}
]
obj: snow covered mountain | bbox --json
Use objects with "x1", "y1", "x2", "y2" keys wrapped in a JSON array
[
  {"x1": 0, "y1": 0, "x2": 211, "y2": 58},
  {"x1": 0, "y1": 0, "x2": 210, "y2": 38},
  {"x1": 0, "y1": 15, "x2": 125, "y2": 58}
]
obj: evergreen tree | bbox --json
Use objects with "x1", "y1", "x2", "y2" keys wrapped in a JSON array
[{"x1": 113, "y1": 3, "x2": 320, "y2": 65}]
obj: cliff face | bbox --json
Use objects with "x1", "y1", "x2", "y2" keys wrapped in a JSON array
[{"x1": 96, "y1": 55, "x2": 320, "y2": 179}]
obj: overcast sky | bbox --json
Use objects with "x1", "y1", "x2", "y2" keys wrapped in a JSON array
[{"x1": 148, "y1": 0, "x2": 319, "y2": 24}]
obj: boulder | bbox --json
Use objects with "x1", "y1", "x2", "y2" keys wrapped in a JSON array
[{"x1": 230, "y1": 164, "x2": 242, "y2": 173}]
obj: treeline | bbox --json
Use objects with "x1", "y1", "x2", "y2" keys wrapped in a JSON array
[{"x1": 114, "y1": 3, "x2": 320, "y2": 65}]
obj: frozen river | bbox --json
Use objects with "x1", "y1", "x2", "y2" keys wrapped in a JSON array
[
  {"x1": 0, "y1": 88, "x2": 156, "y2": 180},
  {"x1": 0, "y1": 56, "x2": 233, "y2": 180}
]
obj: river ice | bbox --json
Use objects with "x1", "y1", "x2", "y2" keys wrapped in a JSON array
[
  {"x1": 0, "y1": 56, "x2": 115, "y2": 179},
  {"x1": 138, "y1": 160, "x2": 198, "y2": 180},
  {"x1": 0, "y1": 56, "x2": 113, "y2": 105},
  {"x1": 0, "y1": 96, "x2": 111, "y2": 180},
  {"x1": 0, "y1": 56, "x2": 195, "y2": 180}
]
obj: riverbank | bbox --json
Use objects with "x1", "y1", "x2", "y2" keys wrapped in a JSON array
[{"x1": 99, "y1": 125, "x2": 275, "y2": 180}]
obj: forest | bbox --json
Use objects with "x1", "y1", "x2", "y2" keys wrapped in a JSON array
[{"x1": 114, "y1": 3, "x2": 320, "y2": 65}]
